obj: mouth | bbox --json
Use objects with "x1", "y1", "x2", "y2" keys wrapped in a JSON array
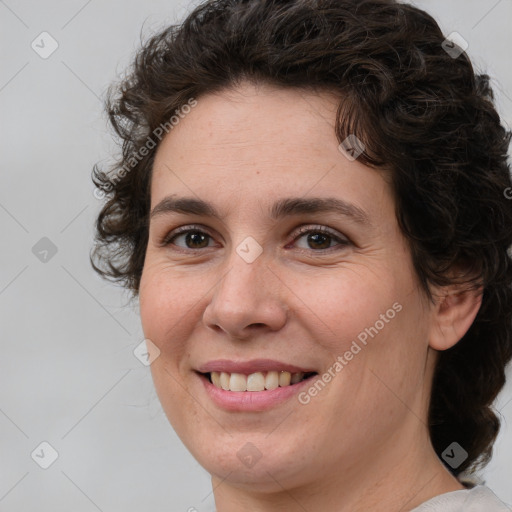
[{"x1": 197, "y1": 370, "x2": 319, "y2": 392}]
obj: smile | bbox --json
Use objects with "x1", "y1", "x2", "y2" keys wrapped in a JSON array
[
  {"x1": 196, "y1": 370, "x2": 319, "y2": 412},
  {"x1": 205, "y1": 370, "x2": 318, "y2": 392}
]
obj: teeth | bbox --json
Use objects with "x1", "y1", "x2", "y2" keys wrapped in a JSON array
[
  {"x1": 265, "y1": 371, "x2": 279, "y2": 390},
  {"x1": 230, "y1": 373, "x2": 247, "y2": 392},
  {"x1": 211, "y1": 371, "x2": 222, "y2": 388},
  {"x1": 279, "y1": 371, "x2": 291, "y2": 386},
  {"x1": 220, "y1": 371, "x2": 230, "y2": 390},
  {"x1": 290, "y1": 372, "x2": 304, "y2": 384},
  {"x1": 209, "y1": 371, "x2": 312, "y2": 392},
  {"x1": 247, "y1": 372, "x2": 265, "y2": 391}
]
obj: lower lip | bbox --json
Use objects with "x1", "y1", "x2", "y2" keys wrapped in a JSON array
[{"x1": 197, "y1": 372, "x2": 316, "y2": 412}]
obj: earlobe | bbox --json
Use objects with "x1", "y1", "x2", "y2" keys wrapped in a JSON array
[{"x1": 429, "y1": 284, "x2": 484, "y2": 351}]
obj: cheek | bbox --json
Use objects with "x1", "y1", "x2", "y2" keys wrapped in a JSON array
[
  {"x1": 139, "y1": 266, "x2": 203, "y2": 435},
  {"x1": 138, "y1": 268, "x2": 201, "y2": 401},
  {"x1": 323, "y1": 287, "x2": 428, "y2": 424},
  {"x1": 298, "y1": 261, "x2": 427, "y2": 405},
  {"x1": 139, "y1": 263, "x2": 205, "y2": 340},
  {"x1": 286, "y1": 264, "x2": 404, "y2": 353}
]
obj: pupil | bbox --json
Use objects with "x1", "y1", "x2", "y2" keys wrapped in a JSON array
[
  {"x1": 309, "y1": 233, "x2": 330, "y2": 249},
  {"x1": 187, "y1": 232, "x2": 208, "y2": 248}
]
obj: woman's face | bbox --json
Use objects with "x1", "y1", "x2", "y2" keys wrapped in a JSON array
[{"x1": 139, "y1": 82, "x2": 438, "y2": 491}]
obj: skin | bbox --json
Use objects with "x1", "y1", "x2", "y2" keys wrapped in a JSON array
[{"x1": 138, "y1": 81, "x2": 483, "y2": 511}]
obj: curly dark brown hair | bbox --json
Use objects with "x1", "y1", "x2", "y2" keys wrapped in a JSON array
[{"x1": 91, "y1": 0, "x2": 512, "y2": 478}]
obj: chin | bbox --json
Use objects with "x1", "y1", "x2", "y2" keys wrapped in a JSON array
[{"x1": 196, "y1": 442, "x2": 313, "y2": 492}]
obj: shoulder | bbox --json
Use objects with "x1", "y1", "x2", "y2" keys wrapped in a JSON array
[{"x1": 410, "y1": 485, "x2": 512, "y2": 512}]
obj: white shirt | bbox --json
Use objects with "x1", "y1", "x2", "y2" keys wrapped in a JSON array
[
  {"x1": 410, "y1": 484, "x2": 511, "y2": 511},
  {"x1": 207, "y1": 485, "x2": 511, "y2": 511}
]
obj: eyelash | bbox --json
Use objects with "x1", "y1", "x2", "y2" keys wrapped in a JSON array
[{"x1": 159, "y1": 224, "x2": 350, "y2": 254}]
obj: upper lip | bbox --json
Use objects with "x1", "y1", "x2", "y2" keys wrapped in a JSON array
[{"x1": 196, "y1": 359, "x2": 317, "y2": 374}]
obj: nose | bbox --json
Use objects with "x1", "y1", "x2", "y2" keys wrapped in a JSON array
[{"x1": 202, "y1": 250, "x2": 288, "y2": 340}]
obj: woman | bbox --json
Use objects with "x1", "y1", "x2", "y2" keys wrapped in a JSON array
[{"x1": 91, "y1": 0, "x2": 512, "y2": 510}]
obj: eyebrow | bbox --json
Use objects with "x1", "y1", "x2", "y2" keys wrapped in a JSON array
[{"x1": 150, "y1": 195, "x2": 372, "y2": 226}]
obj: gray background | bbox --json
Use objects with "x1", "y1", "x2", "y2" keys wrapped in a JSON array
[{"x1": 1, "y1": 0, "x2": 511, "y2": 510}]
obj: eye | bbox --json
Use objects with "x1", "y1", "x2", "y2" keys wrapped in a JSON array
[
  {"x1": 160, "y1": 225, "x2": 217, "y2": 251},
  {"x1": 289, "y1": 225, "x2": 350, "y2": 252},
  {"x1": 159, "y1": 224, "x2": 350, "y2": 253}
]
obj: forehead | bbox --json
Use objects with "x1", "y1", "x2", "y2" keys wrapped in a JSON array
[
  {"x1": 156, "y1": 83, "x2": 340, "y2": 160},
  {"x1": 150, "y1": 82, "x2": 392, "y2": 220}
]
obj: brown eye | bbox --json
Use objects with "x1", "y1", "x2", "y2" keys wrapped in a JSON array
[
  {"x1": 304, "y1": 232, "x2": 332, "y2": 250},
  {"x1": 180, "y1": 231, "x2": 211, "y2": 249},
  {"x1": 160, "y1": 224, "x2": 349, "y2": 253},
  {"x1": 161, "y1": 226, "x2": 215, "y2": 250},
  {"x1": 292, "y1": 226, "x2": 350, "y2": 252}
]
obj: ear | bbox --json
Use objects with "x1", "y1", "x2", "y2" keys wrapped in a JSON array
[{"x1": 429, "y1": 282, "x2": 483, "y2": 351}]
